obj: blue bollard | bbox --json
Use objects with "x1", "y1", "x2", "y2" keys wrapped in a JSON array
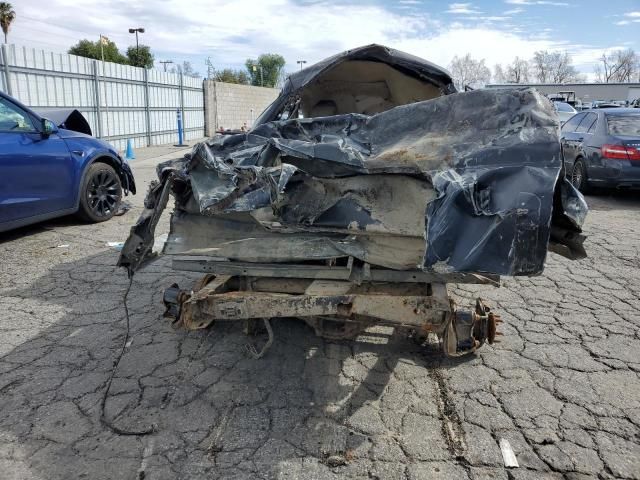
[
  {"x1": 176, "y1": 108, "x2": 184, "y2": 146},
  {"x1": 125, "y1": 139, "x2": 136, "y2": 160}
]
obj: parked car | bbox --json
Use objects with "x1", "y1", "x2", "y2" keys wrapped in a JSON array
[
  {"x1": 591, "y1": 101, "x2": 621, "y2": 109},
  {"x1": 548, "y1": 91, "x2": 576, "y2": 104},
  {"x1": 561, "y1": 108, "x2": 640, "y2": 192},
  {"x1": 0, "y1": 91, "x2": 135, "y2": 232},
  {"x1": 553, "y1": 101, "x2": 577, "y2": 123}
]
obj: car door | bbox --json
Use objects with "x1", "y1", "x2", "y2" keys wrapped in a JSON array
[
  {"x1": 560, "y1": 113, "x2": 585, "y2": 171},
  {"x1": 0, "y1": 96, "x2": 75, "y2": 226},
  {"x1": 574, "y1": 112, "x2": 598, "y2": 169}
]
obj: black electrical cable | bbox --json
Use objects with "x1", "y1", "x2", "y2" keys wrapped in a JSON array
[{"x1": 99, "y1": 276, "x2": 156, "y2": 436}]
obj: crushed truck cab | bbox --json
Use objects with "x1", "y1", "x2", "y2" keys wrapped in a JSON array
[{"x1": 119, "y1": 44, "x2": 588, "y2": 357}]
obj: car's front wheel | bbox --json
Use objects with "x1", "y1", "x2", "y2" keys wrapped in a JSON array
[
  {"x1": 77, "y1": 162, "x2": 123, "y2": 222},
  {"x1": 570, "y1": 159, "x2": 590, "y2": 194}
]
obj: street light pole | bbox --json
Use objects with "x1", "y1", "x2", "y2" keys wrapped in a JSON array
[
  {"x1": 128, "y1": 27, "x2": 145, "y2": 66},
  {"x1": 251, "y1": 63, "x2": 264, "y2": 87},
  {"x1": 297, "y1": 60, "x2": 307, "y2": 71}
]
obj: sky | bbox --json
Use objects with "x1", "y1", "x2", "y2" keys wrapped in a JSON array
[{"x1": 7, "y1": 0, "x2": 640, "y2": 81}]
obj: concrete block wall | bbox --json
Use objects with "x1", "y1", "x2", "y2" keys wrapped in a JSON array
[{"x1": 204, "y1": 81, "x2": 279, "y2": 136}]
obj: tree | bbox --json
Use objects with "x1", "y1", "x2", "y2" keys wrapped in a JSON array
[
  {"x1": 68, "y1": 39, "x2": 128, "y2": 64},
  {"x1": 245, "y1": 53, "x2": 286, "y2": 88},
  {"x1": 0, "y1": 2, "x2": 16, "y2": 44},
  {"x1": 550, "y1": 52, "x2": 582, "y2": 83},
  {"x1": 594, "y1": 49, "x2": 639, "y2": 83},
  {"x1": 531, "y1": 50, "x2": 581, "y2": 83},
  {"x1": 126, "y1": 45, "x2": 154, "y2": 68},
  {"x1": 179, "y1": 61, "x2": 200, "y2": 78},
  {"x1": 531, "y1": 50, "x2": 553, "y2": 83},
  {"x1": 448, "y1": 53, "x2": 491, "y2": 90},
  {"x1": 215, "y1": 68, "x2": 250, "y2": 84},
  {"x1": 276, "y1": 69, "x2": 290, "y2": 89},
  {"x1": 506, "y1": 56, "x2": 530, "y2": 83},
  {"x1": 493, "y1": 64, "x2": 506, "y2": 83}
]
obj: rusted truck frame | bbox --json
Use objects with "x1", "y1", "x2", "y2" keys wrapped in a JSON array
[{"x1": 162, "y1": 257, "x2": 500, "y2": 357}]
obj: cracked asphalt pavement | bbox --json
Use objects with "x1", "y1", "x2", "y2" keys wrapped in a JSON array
[{"x1": 1, "y1": 146, "x2": 639, "y2": 480}]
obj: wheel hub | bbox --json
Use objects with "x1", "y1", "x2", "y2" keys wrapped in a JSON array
[{"x1": 88, "y1": 171, "x2": 119, "y2": 216}]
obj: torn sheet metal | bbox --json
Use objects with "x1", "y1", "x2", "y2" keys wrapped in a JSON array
[{"x1": 119, "y1": 46, "x2": 587, "y2": 277}]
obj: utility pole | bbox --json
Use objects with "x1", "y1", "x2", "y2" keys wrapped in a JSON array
[
  {"x1": 297, "y1": 60, "x2": 307, "y2": 71},
  {"x1": 206, "y1": 57, "x2": 215, "y2": 79},
  {"x1": 159, "y1": 60, "x2": 173, "y2": 72},
  {"x1": 128, "y1": 27, "x2": 145, "y2": 66}
]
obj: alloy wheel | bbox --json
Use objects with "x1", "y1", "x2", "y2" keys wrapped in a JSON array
[
  {"x1": 87, "y1": 170, "x2": 120, "y2": 217},
  {"x1": 571, "y1": 163, "x2": 583, "y2": 190}
]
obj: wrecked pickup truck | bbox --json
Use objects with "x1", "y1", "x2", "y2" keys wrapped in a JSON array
[{"x1": 119, "y1": 44, "x2": 588, "y2": 357}]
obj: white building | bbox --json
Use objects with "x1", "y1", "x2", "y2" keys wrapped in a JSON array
[{"x1": 486, "y1": 83, "x2": 640, "y2": 104}]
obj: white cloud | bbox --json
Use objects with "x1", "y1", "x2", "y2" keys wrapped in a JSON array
[
  {"x1": 7, "y1": 0, "x2": 635, "y2": 79},
  {"x1": 505, "y1": 0, "x2": 570, "y2": 6},
  {"x1": 14, "y1": 0, "x2": 433, "y2": 70},
  {"x1": 504, "y1": 8, "x2": 524, "y2": 14},
  {"x1": 446, "y1": 3, "x2": 481, "y2": 14},
  {"x1": 614, "y1": 13, "x2": 640, "y2": 26},
  {"x1": 396, "y1": 27, "x2": 559, "y2": 69},
  {"x1": 465, "y1": 16, "x2": 509, "y2": 21}
]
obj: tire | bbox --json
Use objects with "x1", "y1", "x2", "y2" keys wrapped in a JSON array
[
  {"x1": 570, "y1": 159, "x2": 591, "y2": 194},
  {"x1": 77, "y1": 162, "x2": 123, "y2": 222}
]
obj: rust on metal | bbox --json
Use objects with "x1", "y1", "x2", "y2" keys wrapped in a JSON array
[{"x1": 162, "y1": 271, "x2": 501, "y2": 356}]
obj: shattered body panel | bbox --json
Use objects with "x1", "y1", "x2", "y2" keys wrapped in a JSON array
[
  {"x1": 120, "y1": 88, "x2": 586, "y2": 276},
  {"x1": 118, "y1": 44, "x2": 588, "y2": 356}
]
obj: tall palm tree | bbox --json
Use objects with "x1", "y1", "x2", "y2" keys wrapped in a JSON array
[{"x1": 0, "y1": 2, "x2": 16, "y2": 44}]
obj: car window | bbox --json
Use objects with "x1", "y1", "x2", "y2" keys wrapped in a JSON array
[
  {"x1": 561, "y1": 113, "x2": 584, "y2": 133},
  {"x1": 0, "y1": 98, "x2": 36, "y2": 132},
  {"x1": 606, "y1": 115, "x2": 640, "y2": 136},
  {"x1": 576, "y1": 113, "x2": 597, "y2": 133},
  {"x1": 554, "y1": 102, "x2": 574, "y2": 113},
  {"x1": 587, "y1": 115, "x2": 599, "y2": 133}
]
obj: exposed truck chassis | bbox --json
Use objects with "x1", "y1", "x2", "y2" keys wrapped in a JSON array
[{"x1": 162, "y1": 257, "x2": 501, "y2": 357}]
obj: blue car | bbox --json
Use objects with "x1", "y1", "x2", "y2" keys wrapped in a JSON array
[
  {"x1": 561, "y1": 108, "x2": 640, "y2": 192},
  {"x1": 0, "y1": 91, "x2": 135, "y2": 232}
]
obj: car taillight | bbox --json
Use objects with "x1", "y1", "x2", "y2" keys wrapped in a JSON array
[
  {"x1": 627, "y1": 147, "x2": 640, "y2": 160},
  {"x1": 602, "y1": 144, "x2": 640, "y2": 160}
]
